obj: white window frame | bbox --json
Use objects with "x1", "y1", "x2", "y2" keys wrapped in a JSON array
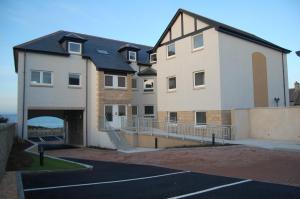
[
  {"x1": 194, "y1": 111, "x2": 207, "y2": 126},
  {"x1": 150, "y1": 53, "x2": 157, "y2": 63},
  {"x1": 68, "y1": 73, "x2": 81, "y2": 88},
  {"x1": 128, "y1": 51, "x2": 137, "y2": 62},
  {"x1": 118, "y1": 104, "x2": 127, "y2": 116},
  {"x1": 30, "y1": 70, "x2": 53, "y2": 86},
  {"x1": 167, "y1": 76, "x2": 176, "y2": 92},
  {"x1": 167, "y1": 43, "x2": 176, "y2": 58},
  {"x1": 192, "y1": 33, "x2": 204, "y2": 51},
  {"x1": 104, "y1": 74, "x2": 127, "y2": 89},
  {"x1": 143, "y1": 78, "x2": 154, "y2": 93},
  {"x1": 68, "y1": 42, "x2": 82, "y2": 54},
  {"x1": 144, "y1": 105, "x2": 155, "y2": 118},
  {"x1": 193, "y1": 70, "x2": 205, "y2": 88}
]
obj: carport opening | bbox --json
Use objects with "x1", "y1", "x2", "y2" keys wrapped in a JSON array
[{"x1": 27, "y1": 116, "x2": 64, "y2": 143}]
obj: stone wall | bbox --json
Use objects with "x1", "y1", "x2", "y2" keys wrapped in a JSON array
[
  {"x1": 158, "y1": 110, "x2": 231, "y2": 125},
  {"x1": 0, "y1": 124, "x2": 16, "y2": 182},
  {"x1": 96, "y1": 71, "x2": 133, "y2": 130}
]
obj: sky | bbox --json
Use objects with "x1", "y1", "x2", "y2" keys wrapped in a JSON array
[{"x1": 0, "y1": 0, "x2": 299, "y2": 114}]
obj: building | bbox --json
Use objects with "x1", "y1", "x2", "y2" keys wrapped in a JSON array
[
  {"x1": 149, "y1": 9, "x2": 290, "y2": 125},
  {"x1": 14, "y1": 31, "x2": 157, "y2": 147},
  {"x1": 14, "y1": 9, "x2": 291, "y2": 147}
]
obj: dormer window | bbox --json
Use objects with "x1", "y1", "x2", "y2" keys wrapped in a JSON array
[
  {"x1": 128, "y1": 51, "x2": 137, "y2": 62},
  {"x1": 68, "y1": 42, "x2": 82, "y2": 54},
  {"x1": 150, "y1": 53, "x2": 157, "y2": 63}
]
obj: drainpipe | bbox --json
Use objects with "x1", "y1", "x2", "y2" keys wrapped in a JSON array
[
  {"x1": 85, "y1": 59, "x2": 88, "y2": 146},
  {"x1": 21, "y1": 50, "x2": 27, "y2": 139},
  {"x1": 281, "y1": 52, "x2": 287, "y2": 107}
]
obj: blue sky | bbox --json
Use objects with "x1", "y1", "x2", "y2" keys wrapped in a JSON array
[{"x1": 0, "y1": 0, "x2": 299, "y2": 114}]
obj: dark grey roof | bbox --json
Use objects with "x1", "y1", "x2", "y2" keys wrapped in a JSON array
[
  {"x1": 118, "y1": 44, "x2": 141, "y2": 52},
  {"x1": 137, "y1": 67, "x2": 157, "y2": 76},
  {"x1": 150, "y1": 9, "x2": 291, "y2": 54},
  {"x1": 13, "y1": 30, "x2": 152, "y2": 73}
]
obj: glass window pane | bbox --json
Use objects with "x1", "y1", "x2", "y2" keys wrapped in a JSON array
[
  {"x1": 118, "y1": 76, "x2": 126, "y2": 87},
  {"x1": 105, "y1": 75, "x2": 113, "y2": 86},
  {"x1": 169, "y1": 112, "x2": 177, "y2": 122},
  {"x1": 144, "y1": 106, "x2": 154, "y2": 115},
  {"x1": 167, "y1": 43, "x2": 175, "y2": 57},
  {"x1": 195, "y1": 72, "x2": 204, "y2": 86},
  {"x1": 168, "y1": 77, "x2": 176, "y2": 90},
  {"x1": 129, "y1": 51, "x2": 136, "y2": 61},
  {"x1": 118, "y1": 105, "x2": 126, "y2": 116},
  {"x1": 42, "y1": 72, "x2": 52, "y2": 84},
  {"x1": 31, "y1": 71, "x2": 40, "y2": 83},
  {"x1": 144, "y1": 79, "x2": 154, "y2": 92},
  {"x1": 132, "y1": 78, "x2": 137, "y2": 89},
  {"x1": 132, "y1": 106, "x2": 138, "y2": 115},
  {"x1": 69, "y1": 74, "x2": 80, "y2": 85},
  {"x1": 105, "y1": 106, "x2": 113, "y2": 121},
  {"x1": 193, "y1": 34, "x2": 203, "y2": 49},
  {"x1": 69, "y1": 42, "x2": 81, "y2": 53},
  {"x1": 196, "y1": 112, "x2": 206, "y2": 124}
]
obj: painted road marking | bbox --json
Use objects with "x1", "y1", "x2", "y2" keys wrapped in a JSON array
[
  {"x1": 24, "y1": 170, "x2": 190, "y2": 192},
  {"x1": 168, "y1": 179, "x2": 252, "y2": 199}
]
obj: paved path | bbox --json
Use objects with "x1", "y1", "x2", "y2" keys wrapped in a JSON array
[{"x1": 22, "y1": 158, "x2": 300, "y2": 199}]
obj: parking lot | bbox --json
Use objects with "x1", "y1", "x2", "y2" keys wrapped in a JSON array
[{"x1": 22, "y1": 158, "x2": 300, "y2": 199}]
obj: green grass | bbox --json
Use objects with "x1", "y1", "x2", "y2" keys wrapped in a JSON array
[{"x1": 25, "y1": 153, "x2": 86, "y2": 171}]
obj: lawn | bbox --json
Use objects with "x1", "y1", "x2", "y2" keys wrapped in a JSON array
[{"x1": 25, "y1": 153, "x2": 85, "y2": 171}]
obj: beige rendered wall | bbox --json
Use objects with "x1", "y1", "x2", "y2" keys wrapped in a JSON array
[
  {"x1": 123, "y1": 133, "x2": 202, "y2": 148},
  {"x1": 232, "y1": 107, "x2": 300, "y2": 142},
  {"x1": 219, "y1": 32, "x2": 289, "y2": 109},
  {"x1": 17, "y1": 52, "x2": 87, "y2": 138},
  {"x1": 156, "y1": 27, "x2": 222, "y2": 112},
  {"x1": 86, "y1": 61, "x2": 116, "y2": 148}
]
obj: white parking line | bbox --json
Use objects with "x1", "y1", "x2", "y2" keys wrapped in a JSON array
[
  {"x1": 24, "y1": 170, "x2": 190, "y2": 192},
  {"x1": 167, "y1": 179, "x2": 252, "y2": 199}
]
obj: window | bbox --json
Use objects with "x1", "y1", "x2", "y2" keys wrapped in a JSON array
[
  {"x1": 167, "y1": 43, "x2": 176, "y2": 57},
  {"x1": 144, "y1": 105, "x2": 154, "y2": 118},
  {"x1": 68, "y1": 42, "x2": 82, "y2": 54},
  {"x1": 150, "y1": 53, "x2": 157, "y2": 63},
  {"x1": 132, "y1": 106, "x2": 138, "y2": 116},
  {"x1": 104, "y1": 74, "x2": 127, "y2": 89},
  {"x1": 132, "y1": 78, "x2": 137, "y2": 89},
  {"x1": 168, "y1": 112, "x2": 177, "y2": 123},
  {"x1": 168, "y1": 76, "x2": 176, "y2": 91},
  {"x1": 143, "y1": 79, "x2": 154, "y2": 92},
  {"x1": 192, "y1": 34, "x2": 204, "y2": 50},
  {"x1": 69, "y1": 73, "x2": 81, "y2": 86},
  {"x1": 195, "y1": 112, "x2": 206, "y2": 125},
  {"x1": 194, "y1": 71, "x2": 205, "y2": 88},
  {"x1": 31, "y1": 71, "x2": 41, "y2": 84},
  {"x1": 128, "y1": 51, "x2": 137, "y2": 61},
  {"x1": 30, "y1": 70, "x2": 53, "y2": 85},
  {"x1": 118, "y1": 105, "x2": 126, "y2": 116},
  {"x1": 118, "y1": 76, "x2": 126, "y2": 88}
]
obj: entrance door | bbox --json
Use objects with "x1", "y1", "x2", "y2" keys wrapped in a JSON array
[{"x1": 104, "y1": 104, "x2": 127, "y2": 129}]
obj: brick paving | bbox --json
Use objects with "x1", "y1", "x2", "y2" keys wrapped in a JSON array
[{"x1": 46, "y1": 145, "x2": 300, "y2": 187}]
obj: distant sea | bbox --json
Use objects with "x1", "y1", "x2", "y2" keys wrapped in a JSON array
[{"x1": 1, "y1": 114, "x2": 63, "y2": 128}]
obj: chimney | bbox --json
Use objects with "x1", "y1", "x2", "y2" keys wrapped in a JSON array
[{"x1": 295, "y1": 81, "x2": 300, "y2": 90}]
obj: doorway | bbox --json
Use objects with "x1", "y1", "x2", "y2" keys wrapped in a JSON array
[{"x1": 104, "y1": 104, "x2": 127, "y2": 129}]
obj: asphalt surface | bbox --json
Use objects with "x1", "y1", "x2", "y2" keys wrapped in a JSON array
[{"x1": 22, "y1": 158, "x2": 300, "y2": 199}]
